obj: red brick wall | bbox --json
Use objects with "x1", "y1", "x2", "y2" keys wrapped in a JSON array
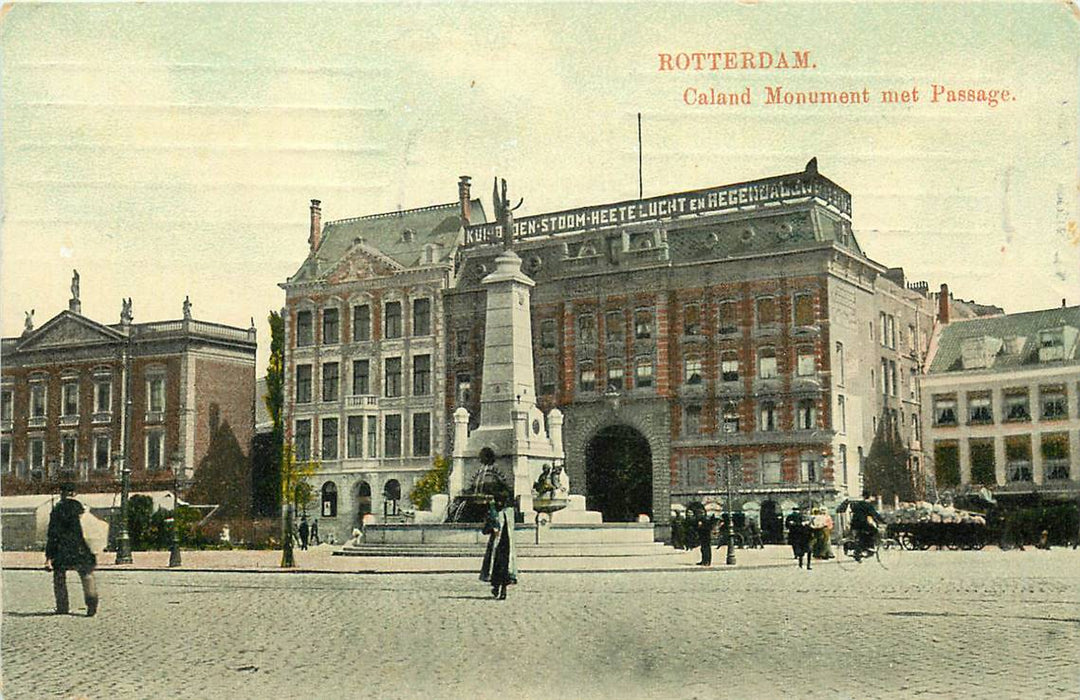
[{"x1": 193, "y1": 356, "x2": 254, "y2": 466}]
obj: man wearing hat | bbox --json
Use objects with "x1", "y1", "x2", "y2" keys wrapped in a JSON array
[{"x1": 45, "y1": 483, "x2": 99, "y2": 616}]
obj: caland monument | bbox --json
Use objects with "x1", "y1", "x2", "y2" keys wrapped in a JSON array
[{"x1": 448, "y1": 178, "x2": 598, "y2": 525}]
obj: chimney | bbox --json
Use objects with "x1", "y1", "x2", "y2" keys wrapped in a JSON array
[
  {"x1": 458, "y1": 176, "x2": 472, "y2": 224},
  {"x1": 938, "y1": 283, "x2": 950, "y2": 325},
  {"x1": 308, "y1": 199, "x2": 322, "y2": 252}
]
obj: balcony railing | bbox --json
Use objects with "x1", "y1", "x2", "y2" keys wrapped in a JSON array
[
  {"x1": 60, "y1": 414, "x2": 79, "y2": 427},
  {"x1": 28, "y1": 416, "x2": 46, "y2": 429},
  {"x1": 92, "y1": 411, "x2": 112, "y2": 424},
  {"x1": 145, "y1": 410, "x2": 165, "y2": 424},
  {"x1": 346, "y1": 394, "x2": 378, "y2": 409},
  {"x1": 1, "y1": 419, "x2": 11, "y2": 432}
]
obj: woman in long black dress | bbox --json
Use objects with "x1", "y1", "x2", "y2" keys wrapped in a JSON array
[{"x1": 484, "y1": 495, "x2": 517, "y2": 600}]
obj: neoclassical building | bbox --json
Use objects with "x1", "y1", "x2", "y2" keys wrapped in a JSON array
[
  {"x1": 280, "y1": 181, "x2": 485, "y2": 542},
  {"x1": 1, "y1": 280, "x2": 256, "y2": 514}
]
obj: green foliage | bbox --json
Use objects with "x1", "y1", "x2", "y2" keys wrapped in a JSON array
[
  {"x1": 127, "y1": 495, "x2": 155, "y2": 550},
  {"x1": 864, "y1": 414, "x2": 919, "y2": 503},
  {"x1": 409, "y1": 455, "x2": 450, "y2": 509},
  {"x1": 265, "y1": 310, "x2": 285, "y2": 435}
]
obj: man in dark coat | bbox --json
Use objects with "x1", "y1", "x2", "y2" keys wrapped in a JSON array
[
  {"x1": 696, "y1": 512, "x2": 715, "y2": 566},
  {"x1": 849, "y1": 491, "x2": 884, "y2": 560},
  {"x1": 786, "y1": 507, "x2": 812, "y2": 569},
  {"x1": 45, "y1": 484, "x2": 99, "y2": 616},
  {"x1": 298, "y1": 517, "x2": 310, "y2": 550}
]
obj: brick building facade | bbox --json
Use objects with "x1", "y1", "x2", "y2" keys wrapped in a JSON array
[
  {"x1": 1, "y1": 289, "x2": 257, "y2": 512},
  {"x1": 447, "y1": 161, "x2": 947, "y2": 533}
]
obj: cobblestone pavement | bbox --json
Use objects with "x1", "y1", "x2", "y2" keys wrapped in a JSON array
[{"x1": 3, "y1": 550, "x2": 1078, "y2": 700}]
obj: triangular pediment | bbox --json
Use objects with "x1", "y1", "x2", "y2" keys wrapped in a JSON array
[
  {"x1": 16, "y1": 311, "x2": 125, "y2": 351},
  {"x1": 324, "y1": 244, "x2": 405, "y2": 284}
]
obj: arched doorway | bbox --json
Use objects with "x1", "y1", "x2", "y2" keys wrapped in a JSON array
[
  {"x1": 760, "y1": 499, "x2": 783, "y2": 544},
  {"x1": 585, "y1": 424, "x2": 652, "y2": 522},
  {"x1": 383, "y1": 479, "x2": 401, "y2": 518}
]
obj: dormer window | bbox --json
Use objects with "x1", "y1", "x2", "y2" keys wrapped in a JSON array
[{"x1": 1038, "y1": 329, "x2": 1065, "y2": 361}]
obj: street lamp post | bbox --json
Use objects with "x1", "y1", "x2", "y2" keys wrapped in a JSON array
[
  {"x1": 168, "y1": 453, "x2": 182, "y2": 568},
  {"x1": 725, "y1": 455, "x2": 737, "y2": 566},
  {"x1": 115, "y1": 454, "x2": 133, "y2": 565}
]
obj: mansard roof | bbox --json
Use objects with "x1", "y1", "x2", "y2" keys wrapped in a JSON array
[
  {"x1": 928, "y1": 305, "x2": 1080, "y2": 374},
  {"x1": 288, "y1": 198, "x2": 487, "y2": 284}
]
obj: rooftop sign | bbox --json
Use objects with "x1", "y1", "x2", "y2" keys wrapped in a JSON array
[{"x1": 463, "y1": 171, "x2": 850, "y2": 247}]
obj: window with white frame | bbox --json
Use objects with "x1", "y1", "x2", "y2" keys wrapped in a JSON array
[
  {"x1": 799, "y1": 453, "x2": 820, "y2": 482},
  {"x1": 538, "y1": 365, "x2": 556, "y2": 396},
  {"x1": 835, "y1": 342, "x2": 845, "y2": 386},
  {"x1": 384, "y1": 301, "x2": 402, "y2": 339},
  {"x1": 605, "y1": 311, "x2": 624, "y2": 344},
  {"x1": 145, "y1": 430, "x2": 164, "y2": 471},
  {"x1": 95, "y1": 378, "x2": 111, "y2": 414},
  {"x1": 384, "y1": 414, "x2": 402, "y2": 458},
  {"x1": 296, "y1": 310, "x2": 313, "y2": 347},
  {"x1": 540, "y1": 319, "x2": 557, "y2": 348},
  {"x1": 721, "y1": 401, "x2": 740, "y2": 433},
  {"x1": 366, "y1": 416, "x2": 378, "y2": 458},
  {"x1": 322, "y1": 362, "x2": 339, "y2": 402},
  {"x1": 412, "y1": 412, "x2": 431, "y2": 457},
  {"x1": 1005, "y1": 435, "x2": 1032, "y2": 482},
  {"x1": 1040, "y1": 385, "x2": 1067, "y2": 420},
  {"x1": 1, "y1": 388, "x2": 12, "y2": 423},
  {"x1": 1041, "y1": 433, "x2": 1070, "y2": 480},
  {"x1": 295, "y1": 365, "x2": 312, "y2": 404},
  {"x1": 347, "y1": 416, "x2": 364, "y2": 459},
  {"x1": 967, "y1": 393, "x2": 992, "y2": 424},
  {"x1": 579, "y1": 363, "x2": 596, "y2": 393},
  {"x1": 759, "y1": 400, "x2": 778, "y2": 431},
  {"x1": 94, "y1": 435, "x2": 111, "y2": 471},
  {"x1": 60, "y1": 434, "x2": 76, "y2": 471},
  {"x1": 933, "y1": 395, "x2": 958, "y2": 426},
  {"x1": 577, "y1": 313, "x2": 596, "y2": 346},
  {"x1": 413, "y1": 355, "x2": 431, "y2": 396},
  {"x1": 606, "y1": 360, "x2": 624, "y2": 392},
  {"x1": 29, "y1": 438, "x2": 45, "y2": 472},
  {"x1": 684, "y1": 356, "x2": 703, "y2": 385},
  {"x1": 635, "y1": 358, "x2": 653, "y2": 389},
  {"x1": 634, "y1": 308, "x2": 653, "y2": 339},
  {"x1": 0, "y1": 438, "x2": 10, "y2": 473},
  {"x1": 837, "y1": 395, "x2": 847, "y2": 433},
  {"x1": 412, "y1": 298, "x2": 432, "y2": 336},
  {"x1": 62, "y1": 380, "x2": 79, "y2": 417},
  {"x1": 294, "y1": 420, "x2": 311, "y2": 462},
  {"x1": 717, "y1": 300, "x2": 738, "y2": 335},
  {"x1": 352, "y1": 304, "x2": 371, "y2": 342},
  {"x1": 321, "y1": 417, "x2": 339, "y2": 460},
  {"x1": 322, "y1": 307, "x2": 340, "y2": 345},
  {"x1": 761, "y1": 452, "x2": 781, "y2": 484},
  {"x1": 796, "y1": 346, "x2": 815, "y2": 376},
  {"x1": 147, "y1": 375, "x2": 165, "y2": 414},
  {"x1": 384, "y1": 358, "x2": 402, "y2": 398},
  {"x1": 796, "y1": 399, "x2": 817, "y2": 430},
  {"x1": 456, "y1": 374, "x2": 471, "y2": 406},
  {"x1": 683, "y1": 304, "x2": 702, "y2": 335},
  {"x1": 758, "y1": 347, "x2": 777, "y2": 379},
  {"x1": 721, "y1": 351, "x2": 739, "y2": 382},
  {"x1": 352, "y1": 360, "x2": 370, "y2": 396},
  {"x1": 1003, "y1": 389, "x2": 1030, "y2": 421}
]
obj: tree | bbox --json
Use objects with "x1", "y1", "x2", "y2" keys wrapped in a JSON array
[
  {"x1": 864, "y1": 413, "x2": 921, "y2": 504},
  {"x1": 409, "y1": 455, "x2": 450, "y2": 510},
  {"x1": 252, "y1": 311, "x2": 285, "y2": 517},
  {"x1": 279, "y1": 442, "x2": 320, "y2": 567}
]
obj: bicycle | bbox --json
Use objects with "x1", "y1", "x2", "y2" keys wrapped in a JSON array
[{"x1": 838, "y1": 525, "x2": 902, "y2": 570}]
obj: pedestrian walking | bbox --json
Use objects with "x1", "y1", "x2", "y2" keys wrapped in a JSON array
[
  {"x1": 484, "y1": 494, "x2": 517, "y2": 600},
  {"x1": 310, "y1": 519, "x2": 320, "y2": 546},
  {"x1": 809, "y1": 506, "x2": 834, "y2": 560},
  {"x1": 670, "y1": 511, "x2": 685, "y2": 550},
  {"x1": 696, "y1": 511, "x2": 715, "y2": 566},
  {"x1": 298, "y1": 516, "x2": 310, "y2": 551},
  {"x1": 45, "y1": 483, "x2": 99, "y2": 616},
  {"x1": 786, "y1": 506, "x2": 812, "y2": 570},
  {"x1": 479, "y1": 501, "x2": 499, "y2": 584}
]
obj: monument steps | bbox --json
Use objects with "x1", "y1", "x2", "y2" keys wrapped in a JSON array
[{"x1": 334, "y1": 541, "x2": 677, "y2": 558}]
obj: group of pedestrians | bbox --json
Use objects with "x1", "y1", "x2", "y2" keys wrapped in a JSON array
[
  {"x1": 294, "y1": 516, "x2": 321, "y2": 550},
  {"x1": 785, "y1": 505, "x2": 835, "y2": 569}
]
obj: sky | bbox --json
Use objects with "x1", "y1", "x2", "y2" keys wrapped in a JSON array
[{"x1": 2, "y1": 2, "x2": 1078, "y2": 373}]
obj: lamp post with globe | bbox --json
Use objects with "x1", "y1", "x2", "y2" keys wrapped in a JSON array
[{"x1": 168, "y1": 451, "x2": 193, "y2": 568}]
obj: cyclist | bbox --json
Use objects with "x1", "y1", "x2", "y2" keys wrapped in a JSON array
[{"x1": 849, "y1": 490, "x2": 884, "y2": 560}]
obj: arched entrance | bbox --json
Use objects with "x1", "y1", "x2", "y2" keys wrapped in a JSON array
[
  {"x1": 585, "y1": 424, "x2": 652, "y2": 522},
  {"x1": 357, "y1": 481, "x2": 372, "y2": 522},
  {"x1": 760, "y1": 499, "x2": 784, "y2": 544}
]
